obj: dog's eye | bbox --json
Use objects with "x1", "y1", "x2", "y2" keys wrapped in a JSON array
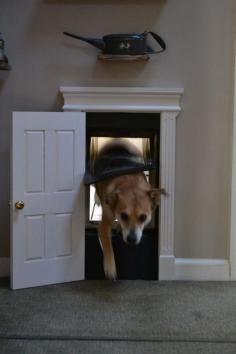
[
  {"x1": 139, "y1": 214, "x2": 147, "y2": 223},
  {"x1": 120, "y1": 212, "x2": 129, "y2": 222}
]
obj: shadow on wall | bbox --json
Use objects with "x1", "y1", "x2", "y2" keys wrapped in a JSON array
[
  {"x1": 0, "y1": 74, "x2": 10, "y2": 92},
  {"x1": 0, "y1": 80, "x2": 4, "y2": 92}
]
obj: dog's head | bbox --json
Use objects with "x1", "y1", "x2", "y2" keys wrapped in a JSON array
[{"x1": 105, "y1": 188, "x2": 160, "y2": 245}]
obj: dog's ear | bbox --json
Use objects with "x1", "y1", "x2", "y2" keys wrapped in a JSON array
[
  {"x1": 147, "y1": 189, "x2": 161, "y2": 209},
  {"x1": 105, "y1": 191, "x2": 119, "y2": 211}
]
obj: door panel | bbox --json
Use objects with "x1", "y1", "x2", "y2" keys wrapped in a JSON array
[
  {"x1": 25, "y1": 214, "x2": 45, "y2": 261},
  {"x1": 25, "y1": 130, "x2": 45, "y2": 193},
  {"x1": 11, "y1": 112, "x2": 86, "y2": 289},
  {"x1": 56, "y1": 131, "x2": 75, "y2": 191},
  {"x1": 55, "y1": 213, "x2": 73, "y2": 257}
]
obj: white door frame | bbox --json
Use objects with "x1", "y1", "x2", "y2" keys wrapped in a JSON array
[{"x1": 60, "y1": 86, "x2": 183, "y2": 280}]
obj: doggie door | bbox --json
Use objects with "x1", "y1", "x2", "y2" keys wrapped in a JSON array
[
  {"x1": 11, "y1": 112, "x2": 86, "y2": 289},
  {"x1": 85, "y1": 112, "x2": 159, "y2": 280}
]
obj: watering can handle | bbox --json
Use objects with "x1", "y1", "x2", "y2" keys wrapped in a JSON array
[{"x1": 145, "y1": 31, "x2": 166, "y2": 54}]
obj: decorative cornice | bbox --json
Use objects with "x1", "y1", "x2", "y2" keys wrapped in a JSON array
[{"x1": 60, "y1": 86, "x2": 184, "y2": 112}]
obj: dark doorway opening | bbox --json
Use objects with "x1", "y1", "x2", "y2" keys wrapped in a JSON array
[{"x1": 85, "y1": 112, "x2": 160, "y2": 280}]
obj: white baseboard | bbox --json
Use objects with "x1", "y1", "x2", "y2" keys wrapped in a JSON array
[
  {"x1": 0, "y1": 257, "x2": 10, "y2": 278},
  {"x1": 0, "y1": 257, "x2": 230, "y2": 281},
  {"x1": 175, "y1": 258, "x2": 230, "y2": 281}
]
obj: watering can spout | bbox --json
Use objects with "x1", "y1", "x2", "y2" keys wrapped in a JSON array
[{"x1": 63, "y1": 31, "x2": 105, "y2": 50}]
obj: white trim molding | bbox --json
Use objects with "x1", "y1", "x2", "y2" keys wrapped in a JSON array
[
  {"x1": 175, "y1": 258, "x2": 230, "y2": 281},
  {"x1": 60, "y1": 86, "x2": 184, "y2": 113},
  {"x1": 0, "y1": 257, "x2": 230, "y2": 280},
  {"x1": 60, "y1": 86, "x2": 183, "y2": 280},
  {"x1": 0, "y1": 258, "x2": 10, "y2": 277},
  {"x1": 159, "y1": 112, "x2": 177, "y2": 280}
]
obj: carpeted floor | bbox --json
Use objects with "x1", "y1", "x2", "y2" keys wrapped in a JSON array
[{"x1": 1, "y1": 278, "x2": 236, "y2": 353}]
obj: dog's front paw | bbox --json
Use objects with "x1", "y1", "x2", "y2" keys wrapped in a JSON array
[{"x1": 104, "y1": 257, "x2": 117, "y2": 280}]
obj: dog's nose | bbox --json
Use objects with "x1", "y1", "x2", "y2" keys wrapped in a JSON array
[{"x1": 126, "y1": 232, "x2": 137, "y2": 245}]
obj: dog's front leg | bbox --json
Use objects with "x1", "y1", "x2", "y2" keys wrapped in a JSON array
[{"x1": 99, "y1": 218, "x2": 117, "y2": 280}]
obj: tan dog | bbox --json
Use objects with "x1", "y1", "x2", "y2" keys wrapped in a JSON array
[{"x1": 95, "y1": 140, "x2": 160, "y2": 280}]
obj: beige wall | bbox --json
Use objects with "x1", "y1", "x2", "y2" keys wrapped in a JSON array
[{"x1": 0, "y1": 0, "x2": 235, "y2": 258}]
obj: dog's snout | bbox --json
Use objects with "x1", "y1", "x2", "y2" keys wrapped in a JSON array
[{"x1": 126, "y1": 231, "x2": 137, "y2": 245}]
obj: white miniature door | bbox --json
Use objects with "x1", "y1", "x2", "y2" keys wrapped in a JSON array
[{"x1": 11, "y1": 112, "x2": 86, "y2": 289}]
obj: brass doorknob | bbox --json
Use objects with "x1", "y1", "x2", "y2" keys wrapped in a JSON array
[{"x1": 15, "y1": 201, "x2": 25, "y2": 210}]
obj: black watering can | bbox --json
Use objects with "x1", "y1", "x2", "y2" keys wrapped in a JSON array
[{"x1": 63, "y1": 31, "x2": 166, "y2": 56}]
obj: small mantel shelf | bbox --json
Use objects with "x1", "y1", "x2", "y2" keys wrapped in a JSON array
[{"x1": 60, "y1": 86, "x2": 184, "y2": 113}]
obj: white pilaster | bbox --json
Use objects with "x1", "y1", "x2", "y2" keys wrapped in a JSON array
[{"x1": 159, "y1": 112, "x2": 178, "y2": 280}]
